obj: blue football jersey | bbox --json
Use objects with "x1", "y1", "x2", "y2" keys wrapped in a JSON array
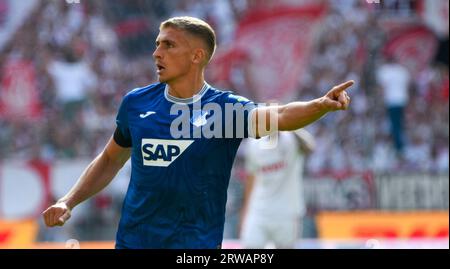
[{"x1": 114, "y1": 82, "x2": 256, "y2": 249}]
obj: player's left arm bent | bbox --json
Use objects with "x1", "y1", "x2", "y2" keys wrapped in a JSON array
[{"x1": 253, "y1": 80, "x2": 354, "y2": 137}]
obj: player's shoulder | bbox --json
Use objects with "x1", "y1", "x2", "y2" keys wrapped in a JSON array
[
  {"x1": 120, "y1": 83, "x2": 165, "y2": 107},
  {"x1": 204, "y1": 84, "x2": 252, "y2": 104},
  {"x1": 203, "y1": 84, "x2": 228, "y2": 96},
  {"x1": 125, "y1": 82, "x2": 165, "y2": 98}
]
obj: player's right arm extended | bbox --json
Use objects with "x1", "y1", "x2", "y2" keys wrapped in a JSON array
[
  {"x1": 42, "y1": 137, "x2": 131, "y2": 227},
  {"x1": 252, "y1": 80, "x2": 353, "y2": 138}
]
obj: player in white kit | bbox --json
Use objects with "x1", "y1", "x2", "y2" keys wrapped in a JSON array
[{"x1": 240, "y1": 129, "x2": 315, "y2": 249}]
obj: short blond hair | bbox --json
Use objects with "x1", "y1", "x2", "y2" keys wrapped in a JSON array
[{"x1": 160, "y1": 16, "x2": 216, "y2": 63}]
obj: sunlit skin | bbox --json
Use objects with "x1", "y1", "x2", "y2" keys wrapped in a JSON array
[{"x1": 153, "y1": 27, "x2": 209, "y2": 99}]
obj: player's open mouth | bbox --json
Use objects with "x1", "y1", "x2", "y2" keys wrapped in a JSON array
[{"x1": 156, "y1": 64, "x2": 165, "y2": 73}]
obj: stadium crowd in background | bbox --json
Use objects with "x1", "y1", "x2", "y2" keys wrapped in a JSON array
[{"x1": 0, "y1": 0, "x2": 448, "y2": 242}]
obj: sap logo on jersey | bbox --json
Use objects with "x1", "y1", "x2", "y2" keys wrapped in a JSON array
[{"x1": 141, "y1": 139, "x2": 194, "y2": 167}]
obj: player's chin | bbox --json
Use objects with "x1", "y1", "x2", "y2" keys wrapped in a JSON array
[{"x1": 157, "y1": 75, "x2": 168, "y2": 83}]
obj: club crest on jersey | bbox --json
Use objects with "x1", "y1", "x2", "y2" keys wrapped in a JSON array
[
  {"x1": 191, "y1": 110, "x2": 209, "y2": 127},
  {"x1": 141, "y1": 139, "x2": 194, "y2": 167}
]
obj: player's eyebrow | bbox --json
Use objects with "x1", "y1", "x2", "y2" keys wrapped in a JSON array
[{"x1": 155, "y1": 38, "x2": 176, "y2": 47}]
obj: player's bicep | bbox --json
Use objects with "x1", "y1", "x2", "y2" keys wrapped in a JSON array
[{"x1": 252, "y1": 106, "x2": 280, "y2": 138}]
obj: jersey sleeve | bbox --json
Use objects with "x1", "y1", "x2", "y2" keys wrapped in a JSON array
[
  {"x1": 114, "y1": 92, "x2": 132, "y2": 147},
  {"x1": 222, "y1": 92, "x2": 258, "y2": 139}
]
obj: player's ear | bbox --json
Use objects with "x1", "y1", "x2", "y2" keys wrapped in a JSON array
[{"x1": 192, "y1": 48, "x2": 206, "y2": 64}]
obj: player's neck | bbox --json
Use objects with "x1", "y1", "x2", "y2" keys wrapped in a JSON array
[{"x1": 166, "y1": 74, "x2": 205, "y2": 99}]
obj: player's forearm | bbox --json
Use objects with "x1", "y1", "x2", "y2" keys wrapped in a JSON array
[
  {"x1": 58, "y1": 151, "x2": 125, "y2": 210},
  {"x1": 277, "y1": 98, "x2": 329, "y2": 131}
]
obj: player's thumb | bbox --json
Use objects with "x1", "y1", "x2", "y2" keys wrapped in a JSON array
[
  {"x1": 323, "y1": 98, "x2": 342, "y2": 111},
  {"x1": 58, "y1": 209, "x2": 71, "y2": 225}
]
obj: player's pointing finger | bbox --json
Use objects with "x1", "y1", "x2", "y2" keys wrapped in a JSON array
[{"x1": 333, "y1": 80, "x2": 354, "y2": 94}]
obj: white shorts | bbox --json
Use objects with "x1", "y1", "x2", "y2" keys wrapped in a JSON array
[{"x1": 241, "y1": 214, "x2": 301, "y2": 249}]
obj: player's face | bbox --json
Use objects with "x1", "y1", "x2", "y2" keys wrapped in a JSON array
[{"x1": 153, "y1": 27, "x2": 197, "y2": 83}]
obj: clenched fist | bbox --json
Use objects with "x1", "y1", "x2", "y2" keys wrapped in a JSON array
[{"x1": 42, "y1": 202, "x2": 72, "y2": 227}]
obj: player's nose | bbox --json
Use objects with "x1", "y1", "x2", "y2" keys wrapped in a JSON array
[{"x1": 153, "y1": 47, "x2": 162, "y2": 59}]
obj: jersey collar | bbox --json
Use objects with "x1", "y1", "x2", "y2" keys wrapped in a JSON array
[{"x1": 164, "y1": 82, "x2": 210, "y2": 104}]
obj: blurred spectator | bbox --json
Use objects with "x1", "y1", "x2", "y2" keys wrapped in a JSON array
[
  {"x1": 46, "y1": 46, "x2": 97, "y2": 120},
  {"x1": 376, "y1": 55, "x2": 411, "y2": 156},
  {"x1": 0, "y1": 0, "x2": 8, "y2": 26},
  {"x1": 434, "y1": 38, "x2": 449, "y2": 67}
]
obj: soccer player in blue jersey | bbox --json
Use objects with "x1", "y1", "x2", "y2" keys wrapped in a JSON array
[{"x1": 43, "y1": 16, "x2": 353, "y2": 249}]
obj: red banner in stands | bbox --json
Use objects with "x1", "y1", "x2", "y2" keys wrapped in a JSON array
[
  {"x1": 383, "y1": 25, "x2": 438, "y2": 76},
  {"x1": 0, "y1": 59, "x2": 42, "y2": 121},
  {"x1": 208, "y1": 5, "x2": 326, "y2": 102}
]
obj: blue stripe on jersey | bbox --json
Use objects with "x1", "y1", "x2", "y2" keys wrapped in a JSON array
[{"x1": 115, "y1": 82, "x2": 256, "y2": 249}]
